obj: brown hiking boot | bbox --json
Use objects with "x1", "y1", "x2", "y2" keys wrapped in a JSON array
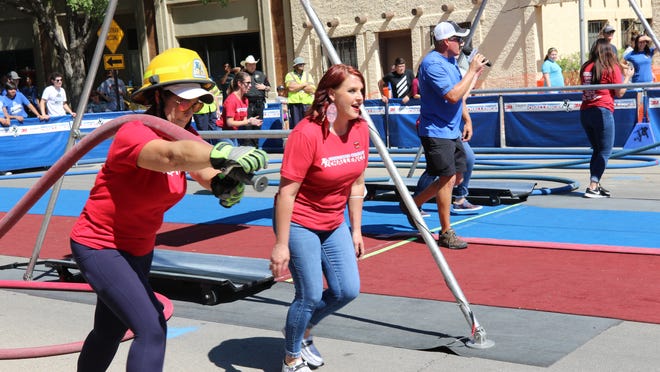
[{"x1": 438, "y1": 228, "x2": 468, "y2": 249}]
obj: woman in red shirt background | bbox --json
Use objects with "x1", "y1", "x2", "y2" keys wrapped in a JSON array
[{"x1": 579, "y1": 38, "x2": 634, "y2": 198}]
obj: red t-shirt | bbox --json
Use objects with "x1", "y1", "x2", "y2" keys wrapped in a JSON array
[
  {"x1": 279, "y1": 117, "x2": 370, "y2": 231},
  {"x1": 70, "y1": 121, "x2": 189, "y2": 256},
  {"x1": 580, "y1": 62, "x2": 623, "y2": 112},
  {"x1": 221, "y1": 93, "x2": 248, "y2": 130}
]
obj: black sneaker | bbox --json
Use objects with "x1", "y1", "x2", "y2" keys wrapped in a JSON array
[
  {"x1": 438, "y1": 228, "x2": 468, "y2": 249},
  {"x1": 399, "y1": 201, "x2": 417, "y2": 229},
  {"x1": 583, "y1": 187, "x2": 606, "y2": 198},
  {"x1": 598, "y1": 184, "x2": 611, "y2": 197}
]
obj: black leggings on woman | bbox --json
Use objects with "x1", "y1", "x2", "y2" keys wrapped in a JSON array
[{"x1": 70, "y1": 240, "x2": 167, "y2": 372}]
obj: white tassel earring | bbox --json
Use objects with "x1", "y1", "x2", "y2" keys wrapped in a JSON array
[{"x1": 326, "y1": 101, "x2": 337, "y2": 129}]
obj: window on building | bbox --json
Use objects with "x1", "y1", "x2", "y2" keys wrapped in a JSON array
[
  {"x1": 587, "y1": 20, "x2": 607, "y2": 48},
  {"x1": 329, "y1": 36, "x2": 357, "y2": 69}
]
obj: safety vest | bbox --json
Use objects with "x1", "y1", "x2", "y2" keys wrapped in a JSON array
[
  {"x1": 195, "y1": 85, "x2": 220, "y2": 114},
  {"x1": 285, "y1": 71, "x2": 314, "y2": 105}
]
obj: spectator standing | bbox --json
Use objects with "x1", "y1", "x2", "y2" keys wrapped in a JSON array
[
  {"x1": 2, "y1": 82, "x2": 44, "y2": 122},
  {"x1": 276, "y1": 85, "x2": 289, "y2": 131},
  {"x1": 193, "y1": 84, "x2": 222, "y2": 144},
  {"x1": 622, "y1": 31, "x2": 640, "y2": 58},
  {"x1": 270, "y1": 64, "x2": 368, "y2": 372},
  {"x1": 400, "y1": 21, "x2": 488, "y2": 249},
  {"x1": 6, "y1": 71, "x2": 20, "y2": 91},
  {"x1": 601, "y1": 24, "x2": 618, "y2": 56},
  {"x1": 624, "y1": 34, "x2": 657, "y2": 83},
  {"x1": 20, "y1": 75, "x2": 39, "y2": 109},
  {"x1": 40, "y1": 72, "x2": 76, "y2": 119},
  {"x1": 97, "y1": 70, "x2": 127, "y2": 111},
  {"x1": 241, "y1": 54, "x2": 270, "y2": 147},
  {"x1": 379, "y1": 57, "x2": 415, "y2": 104},
  {"x1": 87, "y1": 91, "x2": 110, "y2": 113},
  {"x1": 284, "y1": 57, "x2": 315, "y2": 128},
  {"x1": 542, "y1": 47, "x2": 565, "y2": 91},
  {"x1": 219, "y1": 63, "x2": 240, "y2": 100},
  {"x1": 579, "y1": 38, "x2": 634, "y2": 198},
  {"x1": 71, "y1": 47, "x2": 267, "y2": 371},
  {"x1": 221, "y1": 71, "x2": 263, "y2": 145},
  {"x1": 411, "y1": 72, "x2": 421, "y2": 100},
  {"x1": 413, "y1": 71, "x2": 482, "y2": 215}
]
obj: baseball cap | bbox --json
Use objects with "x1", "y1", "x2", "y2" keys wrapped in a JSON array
[
  {"x1": 8, "y1": 71, "x2": 20, "y2": 80},
  {"x1": 603, "y1": 25, "x2": 615, "y2": 33},
  {"x1": 293, "y1": 57, "x2": 305, "y2": 66},
  {"x1": 165, "y1": 83, "x2": 214, "y2": 104},
  {"x1": 433, "y1": 21, "x2": 470, "y2": 41}
]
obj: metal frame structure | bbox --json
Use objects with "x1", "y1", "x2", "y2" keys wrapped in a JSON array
[{"x1": 299, "y1": 0, "x2": 495, "y2": 349}]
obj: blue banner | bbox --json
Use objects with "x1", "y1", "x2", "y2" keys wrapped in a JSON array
[
  {"x1": 503, "y1": 92, "x2": 637, "y2": 147},
  {"x1": 0, "y1": 91, "x2": 651, "y2": 174}
]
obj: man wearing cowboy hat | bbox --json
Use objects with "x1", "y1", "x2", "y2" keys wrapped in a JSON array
[
  {"x1": 241, "y1": 54, "x2": 270, "y2": 147},
  {"x1": 284, "y1": 56, "x2": 315, "y2": 128}
]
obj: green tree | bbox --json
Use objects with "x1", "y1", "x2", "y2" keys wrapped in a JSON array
[
  {"x1": 557, "y1": 52, "x2": 582, "y2": 86},
  {"x1": 1, "y1": 0, "x2": 108, "y2": 107}
]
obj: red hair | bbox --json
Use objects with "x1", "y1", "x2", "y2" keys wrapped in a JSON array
[{"x1": 306, "y1": 64, "x2": 365, "y2": 138}]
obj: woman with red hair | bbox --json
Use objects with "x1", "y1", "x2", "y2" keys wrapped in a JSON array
[{"x1": 270, "y1": 64, "x2": 369, "y2": 372}]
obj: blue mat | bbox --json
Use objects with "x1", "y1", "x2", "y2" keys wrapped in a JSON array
[{"x1": 2, "y1": 187, "x2": 659, "y2": 250}]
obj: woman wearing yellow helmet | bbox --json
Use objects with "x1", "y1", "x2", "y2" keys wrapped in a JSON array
[{"x1": 69, "y1": 48, "x2": 267, "y2": 371}]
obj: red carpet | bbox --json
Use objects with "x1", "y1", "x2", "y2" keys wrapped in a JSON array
[{"x1": 2, "y1": 214, "x2": 659, "y2": 324}]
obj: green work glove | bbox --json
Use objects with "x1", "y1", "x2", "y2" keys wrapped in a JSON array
[
  {"x1": 210, "y1": 142, "x2": 269, "y2": 174},
  {"x1": 210, "y1": 173, "x2": 245, "y2": 208}
]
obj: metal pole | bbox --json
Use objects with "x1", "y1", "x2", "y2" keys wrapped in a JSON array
[
  {"x1": 579, "y1": 0, "x2": 586, "y2": 65},
  {"x1": 457, "y1": 0, "x2": 489, "y2": 67},
  {"x1": 406, "y1": 146, "x2": 425, "y2": 178},
  {"x1": 299, "y1": 0, "x2": 494, "y2": 348},
  {"x1": 628, "y1": 0, "x2": 660, "y2": 48},
  {"x1": 24, "y1": 0, "x2": 120, "y2": 280}
]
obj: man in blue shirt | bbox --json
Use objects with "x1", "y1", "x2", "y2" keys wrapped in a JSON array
[
  {"x1": 401, "y1": 21, "x2": 488, "y2": 249},
  {"x1": 2, "y1": 82, "x2": 44, "y2": 123}
]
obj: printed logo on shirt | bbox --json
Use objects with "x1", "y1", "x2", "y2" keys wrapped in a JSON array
[
  {"x1": 354, "y1": 141, "x2": 360, "y2": 149},
  {"x1": 165, "y1": 170, "x2": 182, "y2": 176},
  {"x1": 321, "y1": 149, "x2": 365, "y2": 168}
]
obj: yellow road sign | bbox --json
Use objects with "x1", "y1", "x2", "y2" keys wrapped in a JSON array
[
  {"x1": 97, "y1": 19, "x2": 124, "y2": 54},
  {"x1": 103, "y1": 54, "x2": 125, "y2": 70}
]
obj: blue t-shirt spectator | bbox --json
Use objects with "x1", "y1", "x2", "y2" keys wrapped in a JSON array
[
  {"x1": 2, "y1": 90, "x2": 31, "y2": 118},
  {"x1": 417, "y1": 50, "x2": 463, "y2": 139},
  {"x1": 625, "y1": 48, "x2": 655, "y2": 83},
  {"x1": 542, "y1": 59, "x2": 565, "y2": 88}
]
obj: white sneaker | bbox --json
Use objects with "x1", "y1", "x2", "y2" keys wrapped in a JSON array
[
  {"x1": 300, "y1": 336, "x2": 324, "y2": 367},
  {"x1": 282, "y1": 359, "x2": 312, "y2": 372}
]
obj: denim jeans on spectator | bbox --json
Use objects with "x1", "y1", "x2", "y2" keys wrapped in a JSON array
[
  {"x1": 580, "y1": 107, "x2": 615, "y2": 183},
  {"x1": 413, "y1": 141, "x2": 475, "y2": 199},
  {"x1": 282, "y1": 222, "x2": 360, "y2": 358}
]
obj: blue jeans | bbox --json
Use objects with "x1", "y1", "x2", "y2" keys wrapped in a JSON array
[
  {"x1": 71, "y1": 240, "x2": 167, "y2": 372},
  {"x1": 580, "y1": 107, "x2": 615, "y2": 183},
  {"x1": 414, "y1": 141, "x2": 475, "y2": 199},
  {"x1": 283, "y1": 222, "x2": 360, "y2": 358}
]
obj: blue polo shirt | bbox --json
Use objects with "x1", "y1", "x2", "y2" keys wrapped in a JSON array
[{"x1": 417, "y1": 50, "x2": 463, "y2": 139}]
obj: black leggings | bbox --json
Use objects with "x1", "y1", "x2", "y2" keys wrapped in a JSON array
[{"x1": 70, "y1": 240, "x2": 167, "y2": 372}]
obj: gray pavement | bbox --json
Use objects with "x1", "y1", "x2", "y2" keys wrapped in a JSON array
[{"x1": 1, "y1": 149, "x2": 660, "y2": 371}]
